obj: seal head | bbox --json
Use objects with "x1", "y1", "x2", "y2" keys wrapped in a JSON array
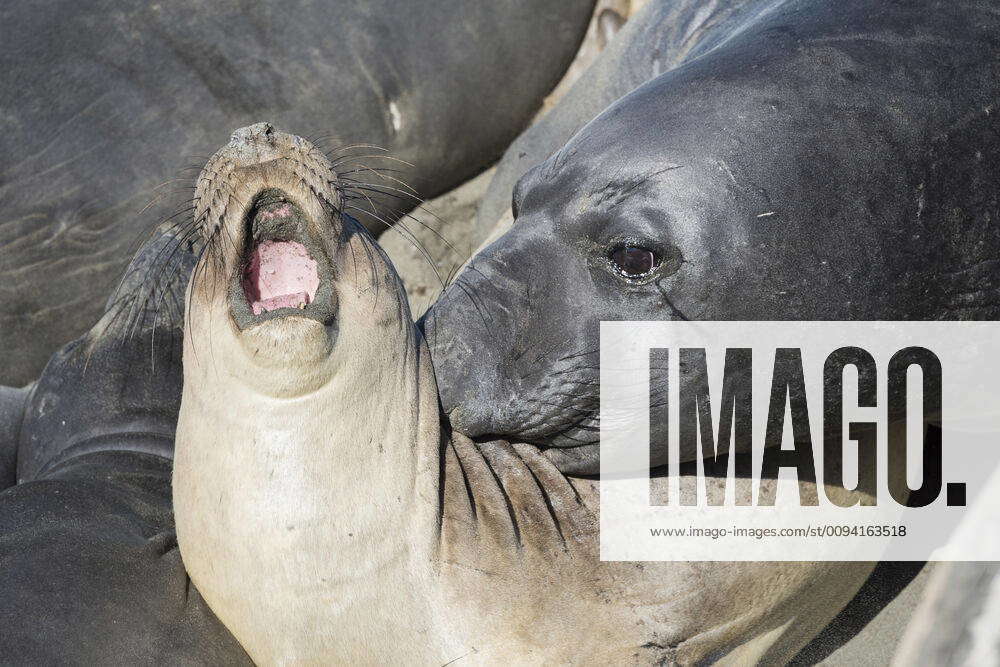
[
  {"x1": 423, "y1": 0, "x2": 1000, "y2": 475},
  {"x1": 182, "y1": 122, "x2": 418, "y2": 397}
]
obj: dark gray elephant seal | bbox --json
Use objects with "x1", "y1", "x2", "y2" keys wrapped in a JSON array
[
  {"x1": 0, "y1": 226, "x2": 253, "y2": 662},
  {"x1": 423, "y1": 0, "x2": 1000, "y2": 475},
  {"x1": 0, "y1": 0, "x2": 596, "y2": 387}
]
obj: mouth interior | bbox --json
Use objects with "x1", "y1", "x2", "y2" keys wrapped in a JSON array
[{"x1": 241, "y1": 202, "x2": 320, "y2": 316}]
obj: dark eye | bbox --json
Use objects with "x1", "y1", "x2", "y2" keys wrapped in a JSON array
[{"x1": 610, "y1": 246, "x2": 659, "y2": 278}]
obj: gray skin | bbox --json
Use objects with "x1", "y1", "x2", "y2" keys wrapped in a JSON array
[
  {"x1": 0, "y1": 0, "x2": 595, "y2": 387},
  {"x1": 893, "y1": 469, "x2": 1000, "y2": 665},
  {"x1": 473, "y1": 0, "x2": 772, "y2": 243},
  {"x1": 423, "y1": 0, "x2": 1000, "y2": 476}
]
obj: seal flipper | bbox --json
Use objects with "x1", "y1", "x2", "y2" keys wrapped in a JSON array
[
  {"x1": 16, "y1": 225, "x2": 195, "y2": 482},
  {"x1": 0, "y1": 384, "x2": 30, "y2": 489}
]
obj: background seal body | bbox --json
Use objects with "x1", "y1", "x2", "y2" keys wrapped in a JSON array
[{"x1": 0, "y1": 0, "x2": 596, "y2": 385}]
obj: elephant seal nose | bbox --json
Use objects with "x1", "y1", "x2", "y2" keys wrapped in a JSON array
[{"x1": 230, "y1": 122, "x2": 277, "y2": 146}]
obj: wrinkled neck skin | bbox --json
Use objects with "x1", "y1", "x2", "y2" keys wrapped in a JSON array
[
  {"x1": 436, "y1": 435, "x2": 881, "y2": 666},
  {"x1": 174, "y1": 241, "x2": 446, "y2": 664}
]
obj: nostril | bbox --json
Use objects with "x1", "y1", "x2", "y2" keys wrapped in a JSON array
[
  {"x1": 230, "y1": 122, "x2": 276, "y2": 145},
  {"x1": 250, "y1": 122, "x2": 275, "y2": 140}
]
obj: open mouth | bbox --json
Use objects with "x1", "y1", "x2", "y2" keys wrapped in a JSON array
[
  {"x1": 243, "y1": 237, "x2": 318, "y2": 314},
  {"x1": 231, "y1": 189, "x2": 335, "y2": 328}
]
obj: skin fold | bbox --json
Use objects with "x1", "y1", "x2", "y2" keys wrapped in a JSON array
[{"x1": 0, "y1": 121, "x2": 923, "y2": 663}]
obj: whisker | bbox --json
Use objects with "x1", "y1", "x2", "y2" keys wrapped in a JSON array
[{"x1": 343, "y1": 205, "x2": 445, "y2": 289}]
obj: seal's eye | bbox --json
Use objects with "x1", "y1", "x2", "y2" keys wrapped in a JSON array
[{"x1": 610, "y1": 246, "x2": 659, "y2": 278}]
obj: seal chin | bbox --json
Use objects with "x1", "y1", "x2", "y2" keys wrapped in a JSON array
[
  {"x1": 228, "y1": 188, "x2": 339, "y2": 334},
  {"x1": 237, "y1": 316, "x2": 335, "y2": 372}
]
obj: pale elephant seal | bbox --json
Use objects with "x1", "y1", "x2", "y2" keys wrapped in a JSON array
[
  {"x1": 172, "y1": 123, "x2": 875, "y2": 664},
  {"x1": 0, "y1": 0, "x2": 596, "y2": 387},
  {"x1": 423, "y1": 0, "x2": 1000, "y2": 476}
]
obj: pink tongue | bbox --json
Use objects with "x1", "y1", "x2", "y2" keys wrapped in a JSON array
[{"x1": 242, "y1": 240, "x2": 320, "y2": 316}]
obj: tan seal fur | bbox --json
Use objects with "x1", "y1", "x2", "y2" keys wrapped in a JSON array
[{"x1": 174, "y1": 124, "x2": 875, "y2": 665}]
